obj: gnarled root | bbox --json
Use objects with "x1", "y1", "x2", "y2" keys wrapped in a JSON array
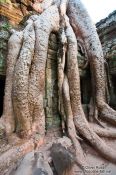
[
  {"x1": 90, "y1": 123, "x2": 116, "y2": 138},
  {"x1": 98, "y1": 101, "x2": 116, "y2": 125},
  {"x1": 0, "y1": 137, "x2": 44, "y2": 175},
  {"x1": 3, "y1": 30, "x2": 23, "y2": 135},
  {"x1": 12, "y1": 19, "x2": 35, "y2": 137},
  {"x1": 63, "y1": 75, "x2": 87, "y2": 169},
  {"x1": 1, "y1": 1, "x2": 116, "y2": 173},
  {"x1": 67, "y1": 0, "x2": 116, "y2": 125},
  {"x1": 65, "y1": 18, "x2": 116, "y2": 164},
  {"x1": 28, "y1": 5, "x2": 59, "y2": 136},
  {"x1": 89, "y1": 97, "x2": 105, "y2": 128}
]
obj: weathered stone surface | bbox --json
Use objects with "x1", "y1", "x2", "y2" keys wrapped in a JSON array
[
  {"x1": 97, "y1": 10, "x2": 116, "y2": 109},
  {"x1": 96, "y1": 10, "x2": 116, "y2": 72},
  {"x1": 51, "y1": 143, "x2": 75, "y2": 175},
  {"x1": 0, "y1": 118, "x2": 5, "y2": 139},
  {"x1": 0, "y1": 17, "x2": 11, "y2": 75},
  {"x1": 57, "y1": 136, "x2": 72, "y2": 149},
  {"x1": 45, "y1": 33, "x2": 60, "y2": 130},
  {"x1": 11, "y1": 151, "x2": 53, "y2": 175}
]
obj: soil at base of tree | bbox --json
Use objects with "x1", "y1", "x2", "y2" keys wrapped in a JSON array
[{"x1": 0, "y1": 128, "x2": 116, "y2": 175}]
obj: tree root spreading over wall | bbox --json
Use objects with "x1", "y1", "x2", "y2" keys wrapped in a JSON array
[{"x1": 1, "y1": 0, "x2": 116, "y2": 174}]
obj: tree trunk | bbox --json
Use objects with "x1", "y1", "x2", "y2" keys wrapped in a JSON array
[
  {"x1": 28, "y1": 5, "x2": 59, "y2": 137},
  {"x1": 3, "y1": 30, "x2": 23, "y2": 135},
  {"x1": 67, "y1": 0, "x2": 116, "y2": 124},
  {"x1": 65, "y1": 18, "x2": 116, "y2": 163},
  {"x1": 12, "y1": 20, "x2": 35, "y2": 137}
]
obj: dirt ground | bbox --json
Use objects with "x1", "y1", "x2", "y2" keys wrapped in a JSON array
[{"x1": 0, "y1": 128, "x2": 116, "y2": 175}]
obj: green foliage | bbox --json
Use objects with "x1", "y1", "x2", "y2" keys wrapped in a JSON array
[
  {"x1": 112, "y1": 55, "x2": 116, "y2": 59},
  {"x1": 1, "y1": 22, "x2": 11, "y2": 31}
]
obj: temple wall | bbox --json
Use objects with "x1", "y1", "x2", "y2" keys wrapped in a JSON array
[{"x1": 96, "y1": 10, "x2": 116, "y2": 109}]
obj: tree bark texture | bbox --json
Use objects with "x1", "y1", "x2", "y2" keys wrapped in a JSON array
[{"x1": 1, "y1": 0, "x2": 116, "y2": 173}]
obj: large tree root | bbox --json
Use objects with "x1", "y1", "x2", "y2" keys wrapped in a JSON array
[
  {"x1": 90, "y1": 123, "x2": 116, "y2": 138},
  {"x1": 65, "y1": 18, "x2": 116, "y2": 164},
  {"x1": 2, "y1": 30, "x2": 23, "y2": 135},
  {"x1": 0, "y1": 137, "x2": 44, "y2": 175},
  {"x1": 63, "y1": 75, "x2": 87, "y2": 169},
  {"x1": 28, "y1": 5, "x2": 59, "y2": 137},
  {"x1": 12, "y1": 20, "x2": 35, "y2": 137},
  {"x1": 67, "y1": 0, "x2": 116, "y2": 125},
  {"x1": 57, "y1": 10, "x2": 68, "y2": 132},
  {"x1": 98, "y1": 102, "x2": 116, "y2": 125},
  {"x1": 4, "y1": 5, "x2": 60, "y2": 139},
  {"x1": 1, "y1": 1, "x2": 116, "y2": 174},
  {"x1": 57, "y1": 6, "x2": 89, "y2": 169},
  {"x1": 58, "y1": 4, "x2": 87, "y2": 169}
]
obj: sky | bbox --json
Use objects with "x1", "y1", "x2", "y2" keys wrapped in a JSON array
[{"x1": 81, "y1": 0, "x2": 116, "y2": 23}]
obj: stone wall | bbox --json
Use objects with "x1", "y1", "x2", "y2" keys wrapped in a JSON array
[
  {"x1": 0, "y1": 2, "x2": 24, "y2": 76},
  {"x1": 96, "y1": 10, "x2": 116, "y2": 68},
  {"x1": 0, "y1": 17, "x2": 10, "y2": 76},
  {"x1": 0, "y1": 15, "x2": 11, "y2": 116},
  {"x1": 45, "y1": 33, "x2": 60, "y2": 130},
  {"x1": 96, "y1": 10, "x2": 116, "y2": 109}
]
